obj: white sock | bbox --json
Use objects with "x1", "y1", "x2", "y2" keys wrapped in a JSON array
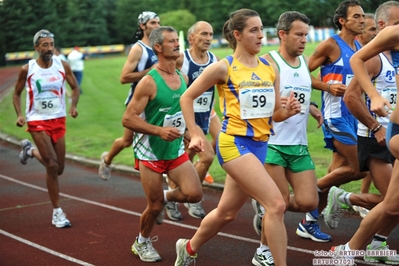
[
  {"x1": 163, "y1": 190, "x2": 168, "y2": 202},
  {"x1": 344, "y1": 243, "x2": 355, "y2": 260},
  {"x1": 53, "y1": 207, "x2": 62, "y2": 215},
  {"x1": 338, "y1": 192, "x2": 352, "y2": 207},
  {"x1": 138, "y1": 234, "x2": 149, "y2": 244},
  {"x1": 257, "y1": 243, "x2": 270, "y2": 254},
  {"x1": 305, "y1": 212, "x2": 317, "y2": 222}
]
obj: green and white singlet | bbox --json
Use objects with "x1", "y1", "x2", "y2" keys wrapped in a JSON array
[
  {"x1": 268, "y1": 50, "x2": 312, "y2": 145},
  {"x1": 133, "y1": 69, "x2": 187, "y2": 161}
]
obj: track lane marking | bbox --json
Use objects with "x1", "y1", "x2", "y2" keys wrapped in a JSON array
[
  {"x1": 0, "y1": 174, "x2": 384, "y2": 265},
  {"x1": 0, "y1": 229, "x2": 94, "y2": 266}
]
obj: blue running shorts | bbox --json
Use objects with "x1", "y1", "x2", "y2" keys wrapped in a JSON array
[
  {"x1": 216, "y1": 132, "x2": 268, "y2": 165},
  {"x1": 322, "y1": 115, "x2": 358, "y2": 151}
]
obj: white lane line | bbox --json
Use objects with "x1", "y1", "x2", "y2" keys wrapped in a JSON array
[
  {"x1": 0, "y1": 174, "x2": 386, "y2": 265},
  {"x1": 0, "y1": 229, "x2": 94, "y2": 266}
]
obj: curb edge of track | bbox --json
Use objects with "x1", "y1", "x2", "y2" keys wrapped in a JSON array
[{"x1": 0, "y1": 131, "x2": 225, "y2": 191}]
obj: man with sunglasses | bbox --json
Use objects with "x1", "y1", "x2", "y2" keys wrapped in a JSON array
[{"x1": 13, "y1": 29, "x2": 80, "y2": 228}]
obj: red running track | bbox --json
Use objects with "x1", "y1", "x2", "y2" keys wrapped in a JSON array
[{"x1": 1, "y1": 141, "x2": 398, "y2": 266}]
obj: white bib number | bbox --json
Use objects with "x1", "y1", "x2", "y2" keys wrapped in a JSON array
[
  {"x1": 381, "y1": 86, "x2": 397, "y2": 111},
  {"x1": 281, "y1": 85, "x2": 311, "y2": 113},
  {"x1": 193, "y1": 91, "x2": 212, "y2": 112},
  {"x1": 34, "y1": 94, "x2": 61, "y2": 115},
  {"x1": 239, "y1": 87, "x2": 275, "y2": 119},
  {"x1": 163, "y1": 111, "x2": 186, "y2": 135}
]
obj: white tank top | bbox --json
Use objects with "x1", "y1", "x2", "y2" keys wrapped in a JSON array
[
  {"x1": 357, "y1": 53, "x2": 397, "y2": 137},
  {"x1": 268, "y1": 50, "x2": 312, "y2": 145},
  {"x1": 25, "y1": 57, "x2": 67, "y2": 121}
]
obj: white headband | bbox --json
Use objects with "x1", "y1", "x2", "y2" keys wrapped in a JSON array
[{"x1": 138, "y1": 11, "x2": 158, "y2": 25}]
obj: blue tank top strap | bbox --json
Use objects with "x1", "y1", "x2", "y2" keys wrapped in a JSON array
[
  {"x1": 392, "y1": 50, "x2": 399, "y2": 69},
  {"x1": 354, "y1": 40, "x2": 362, "y2": 51},
  {"x1": 226, "y1": 55, "x2": 234, "y2": 65},
  {"x1": 184, "y1": 49, "x2": 190, "y2": 60},
  {"x1": 259, "y1": 57, "x2": 270, "y2": 66}
]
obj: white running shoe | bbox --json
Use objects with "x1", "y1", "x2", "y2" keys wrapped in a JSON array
[
  {"x1": 252, "y1": 247, "x2": 274, "y2": 266},
  {"x1": 352, "y1": 205, "x2": 369, "y2": 218},
  {"x1": 330, "y1": 245, "x2": 356, "y2": 266},
  {"x1": 174, "y1": 238, "x2": 197, "y2": 266},
  {"x1": 52, "y1": 208, "x2": 71, "y2": 228},
  {"x1": 251, "y1": 199, "x2": 265, "y2": 236},
  {"x1": 184, "y1": 201, "x2": 205, "y2": 219},
  {"x1": 131, "y1": 236, "x2": 161, "y2": 262},
  {"x1": 364, "y1": 241, "x2": 399, "y2": 264},
  {"x1": 19, "y1": 139, "x2": 33, "y2": 165},
  {"x1": 98, "y1": 152, "x2": 111, "y2": 180},
  {"x1": 165, "y1": 201, "x2": 182, "y2": 221},
  {"x1": 324, "y1": 186, "x2": 345, "y2": 229}
]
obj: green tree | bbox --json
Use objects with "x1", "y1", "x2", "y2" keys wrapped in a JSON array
[
  {"x1": 116, "y1": 0, "x2": 162, "y2": 45},
  {"x1": 1, "y1": 0, "x2": 58, "y2": 52},
  {"x1": 103, "y1": 0, "x2": 118, "y2": 44},
  {"x1": 159, "y1": 10, "x2": 197, "y2": 35},
  {"x1": 52, "y1": 0, "x2": 71, "y2": 48},
  {"x1": 63, "y1": 0, "x2": 108, "y2": 47}
]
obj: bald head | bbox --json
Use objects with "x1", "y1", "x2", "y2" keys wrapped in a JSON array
[{"x1": 187, "y1": 21, "x2": 213, "y2": 51}]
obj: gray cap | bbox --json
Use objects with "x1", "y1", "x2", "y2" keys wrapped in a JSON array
[
  {"x1": 138, "y1": 11, "x2": 158, "y2": 25},
  {"x1": 33, "y1": 29, "x2": 54, "y2": 45}
]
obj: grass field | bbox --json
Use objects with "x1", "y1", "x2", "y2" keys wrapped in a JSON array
[{"x1": 0, "y1": 43, "x2": 371, "y2": 193}]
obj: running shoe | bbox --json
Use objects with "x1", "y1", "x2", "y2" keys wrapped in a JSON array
[
  {"x1": 364, "y1": 241, "x2": 399, "y2": 264},
  {"x1": 19, "y1": 139, "x2": 33, "y2": 165},
  {"x1": 52, "y1": 208, "x2": 71, "y2": 228},
  {"x1": 352, "y1": 206, "x2": 369, "y2": 218},
  {"x1": 251, "y1": 199, "x2": 265, "y2": 236},
  {"x1": 330, "y1": 245, "x2": 357, "y2": 266},
  {"x1": 166, "y1": 201, "x2": 182, "y2": 221},
  {"x1": 204, "y1": 172, "x2": 214, "y2": 184},
  {"x1": 252, "y1": 248, "x2": 274, "y2": 266},
  {"x1": 98, "y1": 151, "x2": 111, "y2": 180},
  {"x1": 174, "y1": 239, "x2": 197, "y2": 266},
  {"x1": 131, "y1": 236, "x2": 161, "y2": 262},
  {"x1": 324, "y1": 186, "x2": 345, "y2": 229},
  {"x1": 296, "y1": 219, "x2": 332, "y2": 242},
  {"x1": 184, "y1": 201, "x2": 205, "y2": 219}
]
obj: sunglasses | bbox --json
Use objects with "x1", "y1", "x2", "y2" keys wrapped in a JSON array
[{"x1": 35, "y1": 32, "x2": 54, "y2": 44}]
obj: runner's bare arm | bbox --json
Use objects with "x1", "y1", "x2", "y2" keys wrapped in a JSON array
[
  {"x1": 122, "y1": 75, "x2": 181, "y2": 141},
  {"x1": 62, "y1": 60, "x2": 79, "y2": 118},
  {"x1": 345, "y1": 56, "x2": 381, "y2": 129},
  {"x1": 120, "y1": 44, "x2": 155, "y2": 84},
  {"x1": 308, "y1": 40, "x2": 346, "y2": 96},
  {"x1": 350, "y1": 26, "x2": 399, "y2": 115},
  {"x1": 13, "y1": 64, "x2": 28, "y2": 127}
]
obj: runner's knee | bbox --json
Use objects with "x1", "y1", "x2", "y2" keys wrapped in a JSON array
[
  {"x1": 198, "y1": 151, "x2": 214, "y2": 167},
  {"x1": 46, "y1": 159, "x2": 60, "y2": 176}
]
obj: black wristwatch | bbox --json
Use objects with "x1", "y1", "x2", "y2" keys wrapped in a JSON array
[{"x1": 310, "y1": 102, "x2": 318, "y2": 108}]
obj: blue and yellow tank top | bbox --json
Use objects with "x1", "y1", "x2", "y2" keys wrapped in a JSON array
[{"x1": 217, "y1": 56, "x2": 276, "y2": 142}]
